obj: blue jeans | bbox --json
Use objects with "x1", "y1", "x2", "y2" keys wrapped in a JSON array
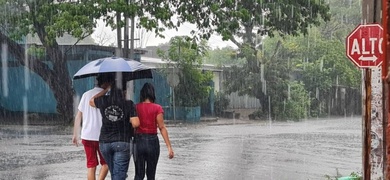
[
  {"x1": 134, "y1": 134, "x2": 160, "y2": 180},
  {"x1": 100, "y1": 141, "x2": 133, "y2": 180}
]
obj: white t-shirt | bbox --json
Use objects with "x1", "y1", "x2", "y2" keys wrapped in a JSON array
[{"x1": 78, "y1": 87, "x2": 104, "y2": 141}]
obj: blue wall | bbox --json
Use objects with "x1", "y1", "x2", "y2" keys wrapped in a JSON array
[
  {"x1": 0, "y1": 48, "x2": 113, "y2": 113},
  {"x1": 0, "y1": 63, "x2": 168, "y2": 115},
  {"x1": 0, "y1": 47, "x2": 216, "y2": 119},
  {"x1": 0, "y1": 66, "x2": 56, "y2": 113}
]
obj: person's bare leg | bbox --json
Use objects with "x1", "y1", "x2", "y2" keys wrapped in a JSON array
[
  {"x1": 87, "y1": 167, "x2": 97, "y2": 180},
  {"x1": 98, "y1": 164, "x2": 109, "y2": 180}
]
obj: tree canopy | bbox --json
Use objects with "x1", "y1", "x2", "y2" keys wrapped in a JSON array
[{"x1": 175, "y1": 0, "x2": 330, "y2": 45}]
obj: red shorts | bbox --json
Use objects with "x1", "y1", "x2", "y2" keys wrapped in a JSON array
[{"x1": 82, "y1": 139, "x2": 107, "y2": 168}]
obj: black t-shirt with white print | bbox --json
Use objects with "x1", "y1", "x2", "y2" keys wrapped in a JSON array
[{"x1": 94, "y1": 94, "x2": 137, "y2": 143}]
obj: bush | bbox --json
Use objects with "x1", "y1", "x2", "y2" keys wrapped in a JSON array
[
  {"x1": 248, "y1": 109, "x2": 264, "y2": 120},
  {"x1": 273, "y1": 81, "x2": 310, "y2": 121}
]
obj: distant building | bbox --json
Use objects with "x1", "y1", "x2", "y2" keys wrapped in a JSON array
[{"x1": 139, "y1": 45, "x2": 170, "y2": 59}]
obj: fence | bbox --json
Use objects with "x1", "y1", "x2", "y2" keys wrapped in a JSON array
[{"x1": 226, "y1": 92, "x2": 261, "y2": 109}]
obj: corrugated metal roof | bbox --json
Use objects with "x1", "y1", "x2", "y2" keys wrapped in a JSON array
[
  {"x1": 140, "y1": 56, "x2": 222, "y2": 71},
  {"x1": 25, "y1": 33, "x2": 97, "y2": 46}
]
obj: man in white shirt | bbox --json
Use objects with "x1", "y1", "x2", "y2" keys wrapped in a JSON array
[{"x1": 72, "y1": 74, "x2": 114, "y2": 180}]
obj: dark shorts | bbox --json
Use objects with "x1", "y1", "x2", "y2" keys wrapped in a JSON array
[{"x1": 82, "y1": 139, "x2": 107, "y2": 168}]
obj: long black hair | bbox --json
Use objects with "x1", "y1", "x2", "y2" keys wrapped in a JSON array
[{"x1": 140, "y1": 82, "x2": 156, "y2": 103}]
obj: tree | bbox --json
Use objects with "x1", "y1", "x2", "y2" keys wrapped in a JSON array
[
  {"x1": 256, "y1": 0, "x2": 362, "y2": 118},
  {"x1": 92, "y1": 25, "x2": 115, "y2": 46},
  {"x1": 278, "y1": 0, "x2": 362, "y2": 117},
  {"x1": 0, "y1": 0, "x2": 100, "y2": 121},
  {"x1": 319, "y1": 0, "x2": 361, "y2": 42},
  {"x1": 270, "y1": 28, "x2": 360, "y2": 117},
  {"x1": 222, "y1": 39, "x2": 290, "y2": 117},
  {"x1": 158, "y1": 36, "x2": 213, "y2": 107},
  {"x1": 175, "y1": 0, "x2": 331, "y2": 116},
  {"x1": 176, "y1": 0, "x2": 330, "y2": 40},
  {"x1": 0, "y1": 0, "x2": 177, "y2": 122}
]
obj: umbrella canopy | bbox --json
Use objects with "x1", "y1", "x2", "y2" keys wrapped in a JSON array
[{"x1": 73, "y1": 56, "x2": 153, "y2": 81}]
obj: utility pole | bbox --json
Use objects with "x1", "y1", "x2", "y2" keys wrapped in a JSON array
[
  {"x1": 123, "y1": 0, "x2": 137, "y2": 60},
  {"x1": 116, "y1": 12, "x2": 122, "y2": 57},
  {"x1": 383, "y1": 0, "x2": 390, "y2": 179},
  {"x1": 124, "y1": 0, "x2": 138, "y2": 60},
  {"x1": 130, "y1": 16, "x2": 135, "y2": 60},
  {"x1": 124, "y1": 0, "x2": 129, "y2": 58},
  {"x1": 362, "y1": 0, "x2": 383, "y2": 179}
]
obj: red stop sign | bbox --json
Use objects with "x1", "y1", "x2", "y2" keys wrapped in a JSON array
[{"x1": 346, "y1": 24, "x2": 383, "y2": 68}]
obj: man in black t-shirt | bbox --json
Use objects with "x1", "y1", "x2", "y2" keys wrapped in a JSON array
[{"x1": 90, "y1": 81, "x2": 140, "y2": 180}]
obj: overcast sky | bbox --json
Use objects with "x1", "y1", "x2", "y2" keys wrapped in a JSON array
[{"x1": 92, "y1": 19, "x2": 237, "y2": 49}]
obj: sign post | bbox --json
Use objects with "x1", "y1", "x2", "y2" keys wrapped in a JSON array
[{"x1": 346, "y1": 23, "x2": 384, "y2": 179}]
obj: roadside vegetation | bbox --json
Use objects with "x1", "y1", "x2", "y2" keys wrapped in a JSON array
[{"x1": 202, "y1": 0, "x2": 361, "y2": 121}]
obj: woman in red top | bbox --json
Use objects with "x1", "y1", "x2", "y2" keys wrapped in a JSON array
[{"x1": 134, "y1": 83, "x2": 174, "y2": 180}]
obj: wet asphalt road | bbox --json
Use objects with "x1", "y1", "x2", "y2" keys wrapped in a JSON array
[{"x1": 0, "y1": 116, "x2": 361, "y2": 180}]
